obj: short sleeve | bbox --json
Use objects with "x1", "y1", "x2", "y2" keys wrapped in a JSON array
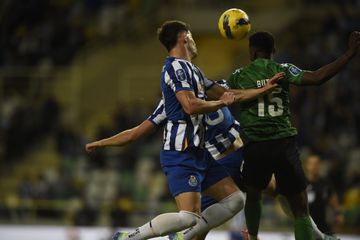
[
  {"x1": 204, "y1": 78, "x2": 215, "y2": 90},
  {"x1": 147, "y1": 99, "x2": 167, "y2": 128},
  {"x1": 281, "y1": 63, "x2": 304, "y2": 85},
  {"x1": 165, "y1": 60, "x2": 193, "y2": 92}
]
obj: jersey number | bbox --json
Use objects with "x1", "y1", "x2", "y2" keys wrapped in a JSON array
[
  {"x1": 258, "y1": 88, "x2": 283, "y2": 117},
  {"x1": 205, "y1": 109, "x2": 224, "y2": 126}
]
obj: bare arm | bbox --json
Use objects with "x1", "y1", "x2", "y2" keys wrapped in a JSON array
[
  {"x1": 206, "y1": 72, "x2": 284, "y2": 102},
  {"x1": 301, "y1": 31, "x2": 360, "y2": 86},
  {"x1": 85, "y1": 120, "x2": 156, "y2": 152},
  {"x1": 175, "y1": 90, "x2": 234, "y2": 115}
]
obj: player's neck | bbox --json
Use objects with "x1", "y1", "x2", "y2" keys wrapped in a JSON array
[
  {"x1": 307, "y1": 173, "x2": 319, "y2": 182},
  {"x1": 254, "y1": 52, "x2": 271, "y2": 60},
  {"x1": 169, "y1": 48, "x2": 192, "y2": 62}
]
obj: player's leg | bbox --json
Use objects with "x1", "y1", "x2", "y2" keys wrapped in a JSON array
[
  {"x1": 188, "y1": 148, "x2": 246, "y2": 240},
  {"x1": 114, "y1": 192, "x2": 201, "y2": 240},
  {"x1": 181, "y1": 158, "x2": 245, "y2": 240},
  {"x1": 113, "y1": 150, "x2": 203, "y2": 240},
  {"x1": 276, "y1": 194, "x2": 328, "y2": 240},
  {"x1": 274, "y1": 136, "x2": 313, "y2": 240},
  {"x1": 242, "y1": 141, "x2": 274, "y2": 240}
]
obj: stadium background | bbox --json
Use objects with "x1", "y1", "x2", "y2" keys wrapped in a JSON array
[{"x1": 0, "y1": 0, "x2": 359, "y2": 239}]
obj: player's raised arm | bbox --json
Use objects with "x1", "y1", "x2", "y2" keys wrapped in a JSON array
[
  {"x1": 205, "y1": 72, "x2": 284, "y2": 102},
  {"x1": 230, "y1": 72, "x2": 284, "y2": 102},
  {"x1": 175, "y1": 90, "x2": 234, "y2": 115},
  {"x1": 85, "y1": 99, "x2": 167, "y2": 152},
  {"x1": 300, "y1": 31, "x2": 360, "y2": 86}
]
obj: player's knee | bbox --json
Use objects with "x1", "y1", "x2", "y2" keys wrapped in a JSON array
[
  {"x1": 221, "y1": 191, "x2": 245, "y2": 214},
  {"x1": 178, "y1": 210, "x2": 199, "y2": 228}
]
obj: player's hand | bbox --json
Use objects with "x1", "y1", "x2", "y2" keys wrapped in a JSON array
[
  {"x1": 85, "y1": 142, "x2": 101, "y2": 153},
  {"x1": 263, "y1": 72, "x2": 285, "y2": 92},
  {"x1": 346, "y1": 31, "x2": 360, "y2": 58},
  {"x1": 220, "y1": 91, "x2": 235, "y2": 106}
]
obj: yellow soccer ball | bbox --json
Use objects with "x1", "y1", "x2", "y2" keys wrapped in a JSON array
[{"x1": 218, "y1": 8, "x2": 251, "y2": 40}]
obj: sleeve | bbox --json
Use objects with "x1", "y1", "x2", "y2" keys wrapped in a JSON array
[
  {"x1": 281, "y1": 63, "x2": 304, "y2": 85},
  {"x1": 204, "y1": 77, "x2": 215, "y2": 90},
  {"x1": 165, "y1": 61, "x2": 193, "y2": 92},
  {"x1": 147, "y1": 99, "x2": 167, "y2": 128}
]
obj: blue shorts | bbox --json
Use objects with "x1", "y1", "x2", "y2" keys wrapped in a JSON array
[
  {"x1": 201, "y1": 147, "x2": 244, "y2": 211},
  {"x1": 160, "y1": 148, "x2": 230, "y2": 197}
]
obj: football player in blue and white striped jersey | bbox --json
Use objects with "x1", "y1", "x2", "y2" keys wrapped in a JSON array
[{"x1": 86, "y1": 20, "x2": 281, "y2": 240}]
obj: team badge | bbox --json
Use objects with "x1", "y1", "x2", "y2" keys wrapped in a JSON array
[
  {"x1": 188, "y1": 175, "x2": 198, "y2": 187},
  {"x1": 176, "y1": 69, "x2": 186, "y2": 81},
  {"x1": 288, "y1": 65, "x2": 301, "y2": 76}
]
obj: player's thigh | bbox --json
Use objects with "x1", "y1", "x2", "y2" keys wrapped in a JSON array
[
  {"x1": 203, "y1": 176, "x2": 239, "y2": 202},
  {"x1": 273, "y1": 137, "x2": 307, "y2": 195},
  {"x1": 175, "y1": 192, "x2": 201, "y2": 214},
  {"x1": 243, "y1": 141, "x2": 274, "y2": 190}
]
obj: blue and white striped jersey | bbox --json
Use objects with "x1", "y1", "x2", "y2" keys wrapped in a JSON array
[
  {"x1": 160, "y1": 57, "x2": 214, "y2": 151},
  {"x1": 148, "y1": 99, "x2": 243, "y2": 160}
]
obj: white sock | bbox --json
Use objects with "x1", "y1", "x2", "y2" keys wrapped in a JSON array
[
  {"x1": 183, "y1": 191, "x2": 245, "y2": 240},
  {"x1": 310, "y1": 216, "x2": 325, "y2": 239},
  {"x1": 125, "y1": 210, "x2": 199, "y2": 240}
]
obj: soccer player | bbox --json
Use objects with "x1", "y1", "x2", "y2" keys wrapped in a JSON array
[
  {"x1": 228, "y1": 31, "x2": 360, "y2": 240},
  {"x1": 86, "y1": 87, "x2": 333, "y2": 240},
  {"x1": 88, "y1": 20, "x2": 280, "y2": 240}
]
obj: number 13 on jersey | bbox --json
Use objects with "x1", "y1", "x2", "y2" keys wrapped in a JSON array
[{"x1": 258, "y1": 88, "x2": 284, "y2": 117}]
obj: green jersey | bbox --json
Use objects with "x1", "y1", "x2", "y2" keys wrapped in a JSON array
[{"x1": 228, "y1": 58, "x2": 304, "y2": 142}]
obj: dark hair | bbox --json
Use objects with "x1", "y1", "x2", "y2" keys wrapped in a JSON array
[
  {"x1": 158, "y1": 20, "x2": 190, "y2": 52},
  {"x1": 249, "y1": 31, "x2": 275, "y2": 55}
]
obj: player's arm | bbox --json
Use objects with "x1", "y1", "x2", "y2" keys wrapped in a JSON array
[
  {"x1": 206, "y1": 72, "x2": 284, "y2": 102},
  {"x1": 85, "y1": 99, "x2": 167, "y2": 152},
  {"x1": 85, "y1": 120, "x2": 156, "y2": 152},
  {"x1": 301, "y1": 31, "x2": 360, "y2": 86},
  {"x1": 175, "y1": 90, "x2": 234, "y2": 115}
]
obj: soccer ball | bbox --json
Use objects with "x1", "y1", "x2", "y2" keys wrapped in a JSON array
[{"x1": 218, "y1": 8, "x2": 251, "y2": 40}]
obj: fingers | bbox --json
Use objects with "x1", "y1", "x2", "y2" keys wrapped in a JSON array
[
  {"x1": 269, "y1": 72, "x2": 285, "y2": 84},
  {"x1": 220, "y1": 92, "x2": 235, "y2": 105}
]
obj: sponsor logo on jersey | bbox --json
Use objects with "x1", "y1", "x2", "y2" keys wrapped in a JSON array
[
  {"x1": 176, "y1": 69, "x2": 186, "y2": 81},
  {"x1": 188, "y1": 175, "x2": 198, "y2": 187},
  {"x1": 289, "y1": 66, "x2": 301, "y2": 76}
]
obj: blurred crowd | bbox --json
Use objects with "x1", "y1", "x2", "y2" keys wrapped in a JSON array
[{"x1": 0, "y1": 0, "x2": 359, "y2": 234}]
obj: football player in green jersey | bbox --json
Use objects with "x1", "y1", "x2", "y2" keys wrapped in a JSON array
[{"x1": 228, "y1": 31, "x2": 360, "y2": 240}]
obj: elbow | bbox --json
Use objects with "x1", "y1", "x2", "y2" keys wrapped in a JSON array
[
  {"x1": 184, "y1": 105, "x2": 196, "y2": 115},
  {"x1": 183, "y1": 101, "x2": 198, "y2": 115}
]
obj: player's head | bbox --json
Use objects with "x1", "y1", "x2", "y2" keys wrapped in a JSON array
[
  {"x1": 249, "y1": 31, "x2": 275, "y2": 61},
  {"x1": 304, "y1": 154, "x2": 321, "y2": 178},
  {"x1": 158, "y1": 20, "x2": 198, "y2": 59}
]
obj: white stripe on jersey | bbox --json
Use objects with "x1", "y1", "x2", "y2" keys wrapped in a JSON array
[
  {"x1": 164, "y1": 121, "x2": 173, "y2": 150},
  {"x1": 205, "y1": 142, "x2": 221, "y2": 160},
  {"x1": 164, "y1": 71, "x2": 176, "y2": 92},
  {"x1": 175, "y1": 123, "x2": 186, "y2": 150},
  {"x1": 171, "y1": 61, "x2": 191, "y2": 89}
]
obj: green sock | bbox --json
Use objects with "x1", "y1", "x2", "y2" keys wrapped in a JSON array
[
  {"x1": 244, "y1": 200, "x2": 262, "y2": 237},
  {"x1": 294, "y1": 216, "x2": 314, "y2": 240}
]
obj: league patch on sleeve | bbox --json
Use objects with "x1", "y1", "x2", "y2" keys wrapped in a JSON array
[
  {"x1": 176, "y1": 69, "x2": 187, "y2": 81},
  {"x1": 288, "y1": 65, "x2": 301, "y2": 76}
]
